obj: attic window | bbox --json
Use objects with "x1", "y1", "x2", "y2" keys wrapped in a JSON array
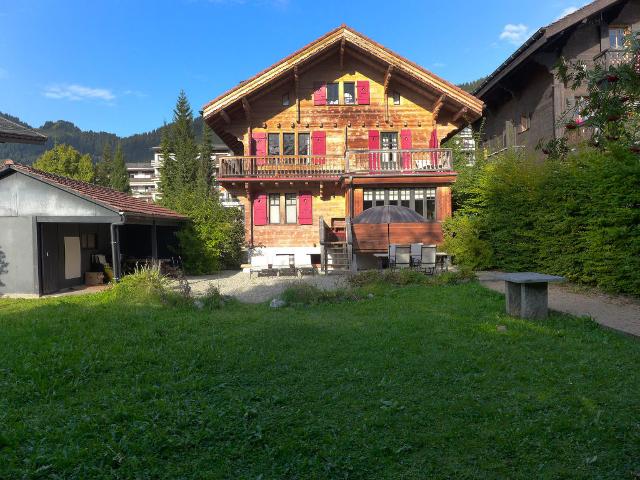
[
  {"x1": 392, "y1": 91, "x2": 401, "y2": 105},
  {"x1": 282, "y1": 93, "x2": 290, "y2": 106},
  {"x1": 327, "y1": 83, "x2": 339, "y2": 105},
  {"x1": 344, "y1": 82, "x2": 355, "y2": 105},
  {"x1": 519, "y1": 113, "x2": 530, "y2": 133}
]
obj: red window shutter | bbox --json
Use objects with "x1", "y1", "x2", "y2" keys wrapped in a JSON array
[
  {"x1": 313, "y1": 82, "x2": 327, "y2": 106},
  {"x1": 253, "y1": 192, "x2": 267, "y2": 226},
  {"x1": 368, "y1": 130, "x2": 380, "y2": 170},
  {"x1": 311, "y1": 131, "x2": 326, "y2": 165},
  {"x1": 357, "y1": 81, "x2": 370, "y2": 105},
  {"x1": 400, "y1": 129, "x2": 412, "y2": 170},
  {"x1": 298, "y1": 191, "x2": 313, "y2": 225},
  {"x1": 252, "y1": 132, "x2": 267, "y2": 166}
]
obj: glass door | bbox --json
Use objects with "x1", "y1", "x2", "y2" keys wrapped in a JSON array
[{"x1": 381, "y1": 132, "x2": 398, "y2": 171}]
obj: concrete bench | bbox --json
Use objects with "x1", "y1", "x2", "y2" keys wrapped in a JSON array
[{"x1": 497, "y1": 272, "x2": 565, "y2": 319}]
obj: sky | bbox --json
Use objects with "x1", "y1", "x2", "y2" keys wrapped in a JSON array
[{"x1": 0, "y1": 0, "x2": 589, "y2": 137}]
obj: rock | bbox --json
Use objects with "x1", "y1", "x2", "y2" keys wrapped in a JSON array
[
  {"x1": 270, "y1": 298, "x2": 286, "y2": 309},
  {"x1": 193, "y1": 300, "x2": 204, "y2": 310},
  {"x1": 497, "y1": 325, "x2": 507, "y2": 332},
  {"x1": 367, "y1": 293, "x2": 374, "y2": 299}
]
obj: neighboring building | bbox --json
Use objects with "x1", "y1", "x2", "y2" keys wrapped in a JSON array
[
  {"x1": 126, "y1": 144, "x2": 238, "y2": 206},
  {"x1": 202, "y1": 25, "x2": 483, "y2": 271},
  {"x1": 0, "y1": 161, "x2": 185, "y2": 296},
  {"x1": 0, "y1": 115, "x2": 48, "y2": 145},
  {"x1": 474, "y1": 0, "x2": 640, "y2": 155}
]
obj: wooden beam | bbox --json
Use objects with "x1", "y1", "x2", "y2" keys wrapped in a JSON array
[
  {"x1": 452, "y1": 107, "x2": 468, "y2": 123},
  {"x1": 220, "y1": 109, "x2": 231, "y2": 124},
  {"x1": 339, "y1": 38, "x2": 346, "y2": 69},
  {"x1": 241, "y1": 97, "x2": 252, "y2": 122},
  {"x1": 294, "y1": 66, "x2": 300, "y2": 124},
  {"x1": 432, "y1": 94, "x2": 446, "y2": 125},
  {"x1": 383, "y1": 65, "x2": 393, "y2": 92}
]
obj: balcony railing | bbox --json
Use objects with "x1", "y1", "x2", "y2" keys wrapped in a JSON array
[
  {"x1": 594, "y1": 48, "x2": 630, "y2": 69},
  {"x1": 218, "y1": 149, "x2": 453, "y2": 179}
]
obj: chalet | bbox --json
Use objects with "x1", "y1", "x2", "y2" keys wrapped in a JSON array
[
  {"x1": 203, "y1": 25, "x2": 483, "y2": 271},
  {"x1": 474, "y1": 0, "x2": 640, "y2": 155}
]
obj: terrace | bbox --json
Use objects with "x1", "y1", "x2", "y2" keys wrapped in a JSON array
[{"x1": 217, "y1": 148, "x2": 453, "y2": 179}]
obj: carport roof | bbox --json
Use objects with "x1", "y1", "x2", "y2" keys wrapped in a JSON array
[
  {"x1": 0, "y1": 161, "x2": 187, "y2": 220},
  {"x1": 0, "y1": 115, "x2": 48, "y2": 144}
]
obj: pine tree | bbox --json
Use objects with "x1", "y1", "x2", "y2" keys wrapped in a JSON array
[
  {"x1": 197, "y1": 122, "x2": 214, "y2": 196},
  {"x1": 158, "y1": 124, "x2": 175, "y2": 201},
  {"x1": 110, "y1": 143, "x2": 130, "y2": 193},
  {"x1": 95, "y1": 142, "x2": 112, "y2": 187},
  {"x1": 172, "y1": 90, "x2": 199, "y2": 190}
]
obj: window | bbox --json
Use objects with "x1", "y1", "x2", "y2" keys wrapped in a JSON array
[
  {"x1": 400, "y1": 189, "x2": 410, "y2": 208},
  {"x1": 298, "y1": 133, "x2": 310, "y2": 156},
  {"x1": 80, "y1": 233, "x2": 96, "y2": 249},
  {"x1": 609, "y1": 27, "x2": 627, "y2": 50},
  {"x1": 424, "y1": 188, "x2": 436, "y2": 220},
  {"x1": 344, "y1": 82, "x2": 355, "y2": 105},
  {"x1": 285, "y1": 193, "x2": 297, "y2": 223},
  {"x1": 327, "y1": 83, "x2": 339, "y2": 105},
  {"x1": 414, "y1": 189, "x2": 424, "y2": 217},
  {"x1": 374, "y1": 189, "x2": 385, "y2": 207},
  {"x1": 392, "y1": 91, "x2": 401, "y2": 105},
  {"x1": 389, "y1": 189, "x2": 398, "y2": 205},
  {"x1": 268, "y1": 133, "x2": 280, "y2": 156},
  {"x1": 283, "y1": 133, "x2": 295, "y2": 155},
  {"x1": 269, "y1": 194, "x2": 280, "y2": 224},
  {"x1": 282, "y1": 92, "x2": 290, "y2": 106},
  {"x1": 519, "y1": 113, "x2": 530, "y2": 133},
  {"x1": 363, "y1": 190, "x2": 373, "y2": 210}
]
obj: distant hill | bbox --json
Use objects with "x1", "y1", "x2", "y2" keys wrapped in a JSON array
[
  {"x1": 0, "y1": 113, "x2": 223, "y2": 165},
  {"x1": 457, "y1": 77, "x2": 488, "y2": 94}
]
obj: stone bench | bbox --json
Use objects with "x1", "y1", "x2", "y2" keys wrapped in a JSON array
[{"x1": 497, "y1": 272, "x2": 565, "y2": 320}]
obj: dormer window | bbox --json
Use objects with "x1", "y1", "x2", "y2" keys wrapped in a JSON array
[
  {"x1": 326, "y1": 83, "x2": 339, "y2": 105},
  {"x1": 609, "y1": 26, "x2": 628, "y2": 49}
]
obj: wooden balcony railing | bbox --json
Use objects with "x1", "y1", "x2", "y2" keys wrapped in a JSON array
[
  {"x1": 218, "y1": 149, "x2": 454, "y2": 179},
  {"x1": 594, "y1": 48, "x2": 630, "y2": 69},
  {"x1": 345, "y1": 149, "x2": 452, "y2": 173}
]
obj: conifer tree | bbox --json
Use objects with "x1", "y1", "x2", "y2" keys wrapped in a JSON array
[
  {"x1": 94, "y1": 142, "x2": 112, "y2": 187},
  {"x1": 110, "y1": 143, "x2": 130, "y2": 193},
  {"x1": 159, "y1": 125, "x2": 175, "y2": 200},
  {"x1": 197, "y1": 122, "x2": 214, "y2": 196}
]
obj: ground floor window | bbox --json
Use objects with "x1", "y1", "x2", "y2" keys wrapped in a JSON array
[
  {"x1": 362, "y1": 187, "x2": 436, "y2": 220},
  {"x1": 285, "y1": 193, "x2": 297, "y2": 223},
  {"x1": 269, "y1": 193, "x2": 280, "y2": 223}
]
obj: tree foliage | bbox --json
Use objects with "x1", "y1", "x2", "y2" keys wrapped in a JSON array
[
  {"x1": 160, "y1": 91, "x2": 244, "y2": 274},
  {"x1": 33, "y1": 144, "x2": 95, "y2": 182},
  {"x1": 110, "y1": 143, "x2": 130, "y2": 192},
  {"x1": 94, "y1": 142, "x2": 112, "y2": 187}
]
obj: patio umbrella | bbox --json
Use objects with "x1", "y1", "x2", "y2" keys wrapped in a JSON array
[{"x1": 352, "y1": 205, "x2": 426, "y2": 249}]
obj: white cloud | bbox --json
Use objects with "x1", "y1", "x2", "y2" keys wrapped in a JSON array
[
  {"x1": 499, "y1": 24, "x2": 530, "y2": 45},
  {"x1": 43, "y1": 84, "x2": 115, "y2": 102}
]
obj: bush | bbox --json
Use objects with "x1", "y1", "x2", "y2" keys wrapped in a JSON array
[
  {"x1": 280, "y1": 283, "x2": 360, "y2": 306},
  {"x1": 198, "y1": 285, "x2": 226, "y2": 310},
  {"x1": 107, "y1": 266, "x2": 191, "y2": 307},
  {"x1": 442, "y1": 216, "x2": 493, "y2": 272}
]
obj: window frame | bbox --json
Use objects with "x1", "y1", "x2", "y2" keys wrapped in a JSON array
[
  {"x1": 609, "y1": 25, "x2": 628, "y2": 50},
  {"x1": 343, "y1": 82, "x2": 356, "y2": 105},
  {"x1": 361, "y1": 187, "x2": 438, "y2": 221},
  {"x1": 268, "y1": 133, "x2": 280, "y2": 156},
  {"x1": 326, "y1": 82, "x2": 339, "y2": 105},
  {"x1": 519, "y1": 113, "x2": 530, "y2": 133},
  {"x1": 269, "y1": 193, "x2": 281, "y2": 224},
  {"x1": 285, "y1": 193, "x2": 297, "y2": 224},
  {"x1": 283, "y1": 132, "x2": 295, "y2": 156},
  {"x1": 282, "y1": 92, "x2": 290, "y2": 106},
  {"x1": 392, "y1": 91, "x2": 401, "y2": 105}
]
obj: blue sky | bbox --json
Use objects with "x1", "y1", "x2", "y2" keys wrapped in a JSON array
[{"x1": 1, "y1": 0, "x2": 588, "y2": 136}]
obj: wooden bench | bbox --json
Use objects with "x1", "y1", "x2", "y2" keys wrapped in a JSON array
[{"x1": 498, "y1": 272, "x2": 565, "y2": 319}]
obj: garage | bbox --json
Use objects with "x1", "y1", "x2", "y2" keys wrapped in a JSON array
[{"x1": 0, "y1": 161, "x2": 186, "y2": 296}]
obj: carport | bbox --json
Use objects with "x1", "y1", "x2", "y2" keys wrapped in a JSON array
[{"x1": 0, "y1": 161, "x2": 186, "y2": 296}]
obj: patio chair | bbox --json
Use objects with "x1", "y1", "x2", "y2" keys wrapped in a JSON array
[
  {"x1": 410, "y1": 243, "x2": 423, "y2": 269},
  {"x1": 418, "y1": 245, "x2": 437, "y2": 275},
  {"x1": 389, "y1": 244, "x2": 411, "y2": 270}
]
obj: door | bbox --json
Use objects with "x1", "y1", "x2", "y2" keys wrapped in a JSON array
[
  {"x1": 39, "y1": 223, "x2": 59, "y2": 295},
  {"x1": 381, "y1": 132, "x2": 398, "y2": 170}
]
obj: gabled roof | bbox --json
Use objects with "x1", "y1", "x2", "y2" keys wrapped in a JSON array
[
  {"x1": 474, "y1": 0, "x2": 624, "y2": 98},
  {"x1": 0, "y1": 161, "x2": 186, "y2": 220},
  {"x1": 0, "y1": 115, "x2": 48, "y2": 145},
  {"x1": 203, "y1": 25, "x2": 483, "y2": 120}
]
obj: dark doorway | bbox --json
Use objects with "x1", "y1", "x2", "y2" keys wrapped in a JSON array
[{"x1": 39, "y1": 223, "x2": 59, "y2": 295}]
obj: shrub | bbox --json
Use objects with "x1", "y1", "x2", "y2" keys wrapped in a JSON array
[
  {"x1": 107, "y1": 266, "x2": 191, "y2": 307},
  {"x1": 199, "y1": 285, "x2": 225, "y2": 310},
  {"x1": 441, "y1": 215, "x2": 493, "y2": 272},
  {"x1": 280, "y1": 283, "x2": 360, "y2": 306}
]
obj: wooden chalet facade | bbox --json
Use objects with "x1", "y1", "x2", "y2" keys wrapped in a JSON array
[{"x1": 203, "y1": 25, "x2": 483, "y2": 270}]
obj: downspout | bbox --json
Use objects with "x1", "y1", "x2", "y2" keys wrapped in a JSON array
[{"x1": 110, "y1": 214, "x2": 125, "y2": 282}]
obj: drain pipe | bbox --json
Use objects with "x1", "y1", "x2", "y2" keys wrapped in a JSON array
[{"x1": 110, "y1": 214, "x2": 125, "y2": 282}]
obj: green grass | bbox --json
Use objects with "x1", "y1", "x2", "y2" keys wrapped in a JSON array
[{"x1": 0, "y1": 282, "x2": 638, "y2": 479}]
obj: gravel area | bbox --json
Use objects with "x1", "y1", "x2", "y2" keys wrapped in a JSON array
[
  {"x1": 477, "y1": 271, "x2": 640, "y2": 338},
  {"x1": 187, "y1": 270, "x2": 348, "y2": 304}
]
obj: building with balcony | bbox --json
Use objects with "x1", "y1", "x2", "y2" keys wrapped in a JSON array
[
  {"x1": 202, "y1": 25, "x2": 483, "y2": 271},
  {"x1": 474, "y1": 0, "x2": 640, "y2": 155}
]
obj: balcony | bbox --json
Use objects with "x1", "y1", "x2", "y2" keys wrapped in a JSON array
[
  {"x1": 217, "y1": 149, "x2": 453, "y2": 179},
  {"x1": 594, "y1": 48, "x2": 630, "y2": 69}
]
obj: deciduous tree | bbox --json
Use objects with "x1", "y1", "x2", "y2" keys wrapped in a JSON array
[{"x1": 33, "y1": 144, "x2": 95, "y2": 182}]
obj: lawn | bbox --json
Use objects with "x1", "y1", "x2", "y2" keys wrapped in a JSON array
[{"x1": 0, "y1": 281, "x2": 638, "y2": 479}]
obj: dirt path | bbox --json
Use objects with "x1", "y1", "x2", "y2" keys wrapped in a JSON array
[{"x1": 477, "y1": 271, "x2": 640, "y2": 338}]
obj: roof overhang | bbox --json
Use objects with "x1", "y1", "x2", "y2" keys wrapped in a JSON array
[{"x1": 203, "y1": 25, "x2": 483, "y2": 123}]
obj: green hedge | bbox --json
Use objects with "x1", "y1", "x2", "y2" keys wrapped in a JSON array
[{"x1": 445, "y1": 146, "x2": 640, "y2": 295}]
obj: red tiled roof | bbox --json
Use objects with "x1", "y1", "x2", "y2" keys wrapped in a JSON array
[{"x1": 1, "y1": 161, "x2": 186, "y2": 220}]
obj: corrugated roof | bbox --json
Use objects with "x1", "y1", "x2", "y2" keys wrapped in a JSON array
[
  {"x1": 0, "y1": 161, "x2": 186, "y2": 220},
  {"x1": 0, "y1": 116, "x2": 48, "y2": 145}
]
